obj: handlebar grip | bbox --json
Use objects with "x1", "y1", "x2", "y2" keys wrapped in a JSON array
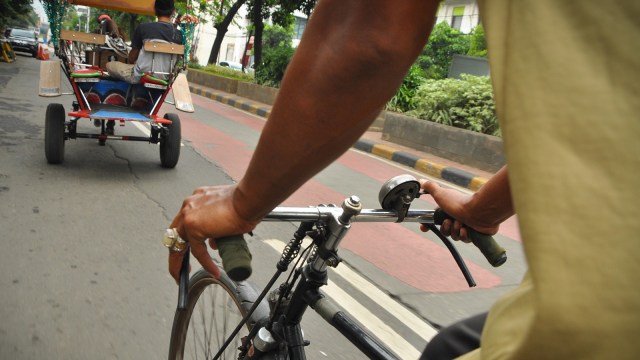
[
  {"x1": 433, "y1": 209, "x2": 507, "y2": 267},
  {"x1": 216, "y1": 234, "x2": 252, "y2": 281}
]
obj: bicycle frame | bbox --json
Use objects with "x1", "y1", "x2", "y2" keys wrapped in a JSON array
[{"x1": 170, "y1": 175, "x2": 506, "y2": 359}]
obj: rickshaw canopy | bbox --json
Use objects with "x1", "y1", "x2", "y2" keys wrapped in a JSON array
[{"x1": 67, "y1": 0, "x2": 156, "y2": 16}]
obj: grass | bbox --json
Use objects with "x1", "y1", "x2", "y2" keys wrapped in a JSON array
[{"x1": 188, "y1": 63, "x2": 254, "y2": 82}]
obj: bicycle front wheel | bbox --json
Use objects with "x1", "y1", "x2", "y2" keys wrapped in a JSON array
[{"x1": 168, "y1": 269, "x2": 249, "y2": 360}]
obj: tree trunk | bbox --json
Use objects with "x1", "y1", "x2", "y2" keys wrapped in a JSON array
[
  {"x1": 207, "y1": 0, "x2": 247, "y2": 65},
  {"x1": 252, "y1": 0, "x2": 264, "y2": 71},
  {"x1": 129, "y1": 15, "x2": 136, "y2": 43}
]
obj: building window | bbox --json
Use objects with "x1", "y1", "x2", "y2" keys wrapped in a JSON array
[
  {"x1": 293, "y1": 16, "x2": 307, "y2": 40},
  {"x1": 225, "y1": 44, "x2": 235, "y2": 62},
  {"x1": 451, "y1": 6, "x2": 465, "y2": 30}
]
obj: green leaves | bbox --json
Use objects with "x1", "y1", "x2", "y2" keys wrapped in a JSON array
[
  {"x1": 410, "y1": 75, "x2": 500, "y2": 137},
  {"x1": 418, "y1": 22, "x2": 471, "y2": 80},
  {"x1": 0, "y1": 0, "x2": 35, "y2": 29},
  {"x1": 254, "y1": 25, "x2": 295, "y2": 87},
  {"x1": 416, "y1": 22, "x2": 488, "y2": 79},
  {"x1": 387, "y1": 64, "x2": 426, "y2": 112},
  {"x1": 467, "y1": 24, "x2": 488, "y2": 57}
]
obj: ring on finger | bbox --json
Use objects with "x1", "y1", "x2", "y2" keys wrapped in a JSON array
[{"x1": 162, "y1": 228, "x2": 188, "y2": 253}]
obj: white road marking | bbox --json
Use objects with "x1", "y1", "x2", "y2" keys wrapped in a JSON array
[
  {"x1": 131, "y1": 121, "x2": 184, "y2": 146},
  {"x1": 132, "y1": 121, "x2": 150, "y2": 135},
  {"x1": 322, "y1": 280, "x2": 420, "y2": 360},
  {"x1": 331, "y1": 258, "x2": 438, "y2": 341},
  {"x1": 264, "y1": 238, "x2": 435, "y2": 360}
]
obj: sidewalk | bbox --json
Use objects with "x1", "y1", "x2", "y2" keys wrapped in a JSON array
[{"x1": 188, "y1": 82, "x2": 495, "y2": 191}]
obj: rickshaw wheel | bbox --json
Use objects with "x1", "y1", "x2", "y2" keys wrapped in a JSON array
[
  {"x1": 160, "y1": 113, "x2": 181, "y2": 168},
  {"x1": 45, "y1": 103, "x2": 66, "y2": 164}
]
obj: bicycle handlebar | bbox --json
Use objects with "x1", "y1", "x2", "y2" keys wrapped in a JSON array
[
  {"x1": 433, "y1": 209, "x2": 506, "y2": 267},
  {"x1": 216, "y1": 235, "x2": 253, "y2": 281},
  {"x1": 217, "y1": 205, "x2": 506, "y2": 282},
  {"x1": 263, "y1": 206, "x2": 506, "y2": 267}
]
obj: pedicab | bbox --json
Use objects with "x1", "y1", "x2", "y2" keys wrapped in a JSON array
[{"x1": 39, "y1": 0, "x2": 196, "y2": 168}]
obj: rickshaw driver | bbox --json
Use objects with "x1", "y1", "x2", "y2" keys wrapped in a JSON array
[{"x1": 105, "y1": 0, "x2": 183, "y2": 84}]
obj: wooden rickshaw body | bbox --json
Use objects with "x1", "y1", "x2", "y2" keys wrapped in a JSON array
[{"x1": 40, "y1": 0, "x2": 192, "y2": 167}]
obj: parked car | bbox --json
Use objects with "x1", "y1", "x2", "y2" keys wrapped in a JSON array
[
  {"x1": 218, "y1": 61, "x2": 244, "y2": 71},
  {"x1": 7, "y1": 28, "x2": 38, "y2": 57}
]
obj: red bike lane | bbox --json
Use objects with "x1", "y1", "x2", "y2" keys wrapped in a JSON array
[{"x1": 171, "y1": 95, "x2": 522, "y2": 294}]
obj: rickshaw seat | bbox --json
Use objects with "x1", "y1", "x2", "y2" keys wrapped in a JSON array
[
  {"x1": 70, "y1": 67, "x2": 104, "y2": 79},
  {"x1": 140, "y1": 73, "x2": 169, "y2": 87},
  {"x1": 135, "y1": 40, "x2": 184, "y2": 83}
]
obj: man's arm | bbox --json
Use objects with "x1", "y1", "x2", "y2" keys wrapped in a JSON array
[
  {"x1": 128, "y1": 23, "x2": 144, "y2": 63},
  {"x1": 128, "y1": 48, "x2": 139, "y2": 64},
  {"x1": 235, "y1": 0, "x2": 440, "y2": 221},
  {"x1": 170, "y1": 0, "x2": 441, "y2": 281}
]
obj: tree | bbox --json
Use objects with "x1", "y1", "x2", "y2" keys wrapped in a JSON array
[
  {"x1": 247, "y1": 0, "x2": 316, "y2": 72},
  {"x1": 202, "y1": 0, "x2": 316, "y2": 67},
  {"x1": 467, "y1": 24, "x2": 487, "y2": 57},
  {"x1": 62, "y1": 7, "x2": 79, "y2": 32},
  {"x1": 254, "y1": 24, "x2": 294, "y2": 87},
  {"x1": 417, "y1": 22, "x2": 470, "y2": 79},
  {"x1": 207, "y1": 0, "x2": 247, "y2": 65},
  {"x1": 1, "y1": 0, "x2": 38, "y2": 30}
]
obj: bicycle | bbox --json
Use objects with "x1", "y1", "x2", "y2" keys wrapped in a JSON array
[{"x1": 166, "y1": 174, "x2": 507, "y2": 360}]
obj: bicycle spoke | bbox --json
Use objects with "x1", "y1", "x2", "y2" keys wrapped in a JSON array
[
  {"x1": 180, "y1": 280, "x2": 243, "y2": 359},
  {"x1": 208, "y1": 287, "x2": 220, "y2": 356}
]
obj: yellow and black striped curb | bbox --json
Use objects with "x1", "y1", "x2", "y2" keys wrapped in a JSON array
[
  {"x1": 353, "y1": 140, "x2": 487, "y2": 191},
  {"x1": 190, "y1": 85, "x2": 272, "y2": 118},
  {"x1": 189, "y1": 84, "x2": 488, "y2": 191}
]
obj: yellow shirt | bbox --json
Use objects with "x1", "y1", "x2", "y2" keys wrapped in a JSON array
[{"x1": 460, "y1": 1, "x2": 640, "y2": 359}]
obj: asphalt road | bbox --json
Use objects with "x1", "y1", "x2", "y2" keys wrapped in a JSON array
[{"x1": 0, "y1": 55, "x2": 526, "y2": 359}]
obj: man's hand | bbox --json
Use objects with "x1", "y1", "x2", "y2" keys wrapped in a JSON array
[
  {"x1": 168, "y1": 184, "x2": 259, "y2": 284},
  {"x1": 420, "y1": 180, "x2": 500, "y2": 242}
]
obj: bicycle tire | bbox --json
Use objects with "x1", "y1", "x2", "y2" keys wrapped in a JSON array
[{"x1": 168, "y1": 269, "x2": 251, "y2": 360}]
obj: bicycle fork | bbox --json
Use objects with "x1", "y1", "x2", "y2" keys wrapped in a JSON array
[{"x1": 245, "y1": 263, "x2": 399, "y2": 360}]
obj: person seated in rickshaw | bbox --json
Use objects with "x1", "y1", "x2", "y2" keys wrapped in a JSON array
[{"x1": 105, "y1": 0, "x2": 183, "y2": 84}]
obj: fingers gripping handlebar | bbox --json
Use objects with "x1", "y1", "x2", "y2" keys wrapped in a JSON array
[{"x1": 433, "y1": 209, "x2": 507, "y2": 267}]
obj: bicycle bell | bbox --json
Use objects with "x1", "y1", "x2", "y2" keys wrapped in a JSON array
[{"x1": 378, "y1": 174, "x2": 421, "y2": 221}]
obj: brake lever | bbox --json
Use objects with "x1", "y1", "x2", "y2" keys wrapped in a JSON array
[
  {"x1": 425, "y1": 224, "x2": 476, "y2": 287},
  {"x1": 378, "y1": 175, "x2": 476, "y2": 286},
  {"x1": 417, "y1": 190, "x2": 507, "y2": 267}
]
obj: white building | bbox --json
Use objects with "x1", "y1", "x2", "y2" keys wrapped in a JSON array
[
  {"x1": 435, "y1": 0, "x2": 480, "y2": 34},
  {"x1": 191, "y1": 6, "x2": 252, "y2": 66},
  {"x1": 191, "y1": 8, "x2": 308, "y2": 67},
  {"x1": 190, "y1": 1, "x2": 479, "y2": 67}
]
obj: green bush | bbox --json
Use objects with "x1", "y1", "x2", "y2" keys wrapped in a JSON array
[
  {"x1": 467, "y1": 25, "x2": 488, "y2": 57},
  {"x1": 387, "y1": 64, "x2": 426, "y2": 112},
  {"x1": 255, "y1": 45, "x2": 295, "y2": 88},
  {"x1": 417, "y1": 22, "x2": 470, "y2": 79},
  {"x1": 255, "y1": 25, "x2": 295, "y2": 88},
  {"x1": 188, "y1": 60, "x2": 203, "y2": 70},
  {"x1": 410, "y1": 75, "x2": 500, "y2": 136},
  {"x1": 197, "y1": 65, "x2": 254, "y2": 82}
]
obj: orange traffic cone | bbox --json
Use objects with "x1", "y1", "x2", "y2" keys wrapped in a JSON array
[{"x1": 37, "y1": 43, "x2": 50, "y2": 60}]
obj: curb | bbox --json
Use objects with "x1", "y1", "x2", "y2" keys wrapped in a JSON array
[{"x1": 189, "y1": 83, "x2": 488, "y2": 191}]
